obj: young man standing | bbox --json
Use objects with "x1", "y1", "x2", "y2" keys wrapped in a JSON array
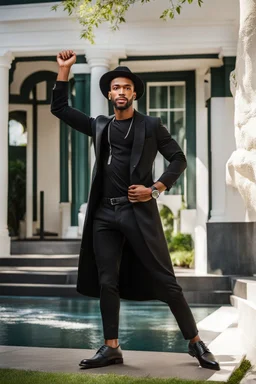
[{"x1": 51, "y1": 50, "x2": 220, "y2": 371}]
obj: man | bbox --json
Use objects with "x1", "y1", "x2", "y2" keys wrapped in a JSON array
[{"x1": 51, "y1": 50, "x2": 220, "y2": 371}]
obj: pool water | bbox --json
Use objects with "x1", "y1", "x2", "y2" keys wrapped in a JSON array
[{"x1": 0, "y1": 296, "x2": 218, "y2": 353}]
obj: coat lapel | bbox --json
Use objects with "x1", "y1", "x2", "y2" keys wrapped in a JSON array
[
  {"x1": 130, "y1": 110, "x2": 146, "y2": 176},
  {"x1": 95, "y1": 115, "x2": 113, "y2": 164}
]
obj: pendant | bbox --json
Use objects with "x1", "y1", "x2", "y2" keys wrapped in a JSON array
[{"x1": 107, "y1": 150, "x2": 112, "y2": 165}]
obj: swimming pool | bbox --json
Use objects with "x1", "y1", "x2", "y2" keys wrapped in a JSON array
[{"x1": 0, "y1": 296, "x2": 218, "y2": 352}]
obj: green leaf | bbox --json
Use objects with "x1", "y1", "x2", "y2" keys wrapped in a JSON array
[
  {"x1": 169, "y1": 10, "x2": 174, "y2": 19},
  {"x1": 176, "y1": 6, "x2": 181, "y2": 14},
  {"x1": 52, "y1": 0, "x2": 204, "y2": 43}
]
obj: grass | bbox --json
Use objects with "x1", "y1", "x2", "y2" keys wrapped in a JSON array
[
  {"x1": 228, "y1": 359, "x2": 252, "y2": 384},
  {"x1": 0, "y1": 359, "x2": 252, "y2": 384}
]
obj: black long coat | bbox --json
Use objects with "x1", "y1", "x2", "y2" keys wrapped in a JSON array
[{"x1": 51, "y1": 81, "x2": 187, "y2": 301}]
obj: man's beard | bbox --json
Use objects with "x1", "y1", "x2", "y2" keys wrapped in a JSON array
[{"x1": 112, "y1": 97, "x2": 133, "y2": 110}]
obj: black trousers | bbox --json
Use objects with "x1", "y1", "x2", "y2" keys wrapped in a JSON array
[{"x1": 93, "y1": 201, "x2": 198, "y2": 341}]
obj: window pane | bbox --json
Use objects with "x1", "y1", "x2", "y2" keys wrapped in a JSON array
[
  {"x1": 169, "y1": 111, "x2": 185, "y2": 150},
  {"x1": 166, "y1": 111, "x2": 185, "y2": 195},
  {"x1": 148, "y1": 84, "x2": 186, "y2": 197},
  {"x1": 9, "y1": 120, "x2": 27, "y2": 147},
  {"x1": 170, "y1": 86, "x2": 185, "y2": 109},
  {"x1": 149, "y1": 86, "x2": 168, "y2": 109},
  {"x1": 149, "y1": 111, "x2": 168, "y2": 127}
]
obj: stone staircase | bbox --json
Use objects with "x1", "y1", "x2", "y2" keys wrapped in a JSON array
[
  {"x1": 0, "y1": 255, "x2": 232, "y2": 304},
  {"x1": 230, "y1": 277, "x2": 256, "y2": 364}
]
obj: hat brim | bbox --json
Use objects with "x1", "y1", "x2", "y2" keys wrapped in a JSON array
[{"x1": 99, "y1": 70, "x2": 145, "y2": 100}]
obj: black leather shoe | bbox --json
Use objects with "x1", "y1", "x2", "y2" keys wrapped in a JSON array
[
  {"x1": 79, "y1": 345, "x2": 123, "y2": 369},
  {"x1": 188, "y1": 340, "x2": 220, "y2": 371}
]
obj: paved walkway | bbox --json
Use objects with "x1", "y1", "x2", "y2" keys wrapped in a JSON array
[{"x1": 0, "y1": 345, "x2": 233, "y2": 381}]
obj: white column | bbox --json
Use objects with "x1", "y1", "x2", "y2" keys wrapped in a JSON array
[
  {"x1": 0, "y1": 51, "x2": 14, "y2": 256},
  {"x1": 86, "y1": 50, "x2": 111, "y2": 178},
  {"x1": 209, "y1": 97, "x2": 241, "y2": 222},
  {"x1": 194, "y1": 68, "x2": 208, "y2": 273},
  {"x1": 209, "y1": 98, "x2": 228, "y2": 221},
  {"x1": 26, "y1": 106, "x2": 33, "y2": 238},
  {"x1": 89, "y1": 61, "x2": 110, "y2": 117},
  {"x1": 72, "y1": 63, "x2": 91, "y2": 76},
  {"x1": 86, "y1": 51, "x2": 110, "y2": 118}
]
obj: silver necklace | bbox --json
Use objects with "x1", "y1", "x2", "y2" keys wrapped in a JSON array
[{"x1": 107, "y1": 116, "x2": 134, "y2": 165}]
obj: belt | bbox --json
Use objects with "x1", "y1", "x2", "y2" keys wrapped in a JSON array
[{"x1": 102, "y1": 196, "x2": 129, "y2": 206}]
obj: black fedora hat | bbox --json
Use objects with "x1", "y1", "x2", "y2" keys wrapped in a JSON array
[{"x1": 99, "y1": 66, "x2": 145, "y2": 100}]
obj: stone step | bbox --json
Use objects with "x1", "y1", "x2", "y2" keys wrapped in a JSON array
[
  {"x1": 0, "y1": 269, "x2": 231, "y2": 291},
  {"x1": 0, "y1": 283, "x2": 80, "y2": 297},
  {"x1": 176, "y1": 275, "x2": 231, "y2": 291},
  {"x1": 0, "y1": 255, "x2": 232, "y2": 304},
  {"x1": 230, "y1": 278, "x2": 256, "y2": 363},
  {"x1": 0, "y1": 255, "x2": 79, "y2": 267},
  {"x1": 184, "y1": 290, "x2": 231, "y2": 305},
  {"x1": 11, "y1": 240, "x2": 81, "y2": 255},
  {"x1": 231, "y1": 277, "x2": 256, "y2": 306},
  {"x1": 230, "y1": 294, "x2": 256, "y2": 363},
  {"x1": 0, "y1": 270, "x2": 77, "y2": 285},
  {"x1": 0, "y1": 283, "x2": 231, "y2": 304}
]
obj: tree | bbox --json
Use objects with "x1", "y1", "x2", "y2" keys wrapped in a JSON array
[{"x1": 52, "y1": 0, "x2": 203, "y2": 43}]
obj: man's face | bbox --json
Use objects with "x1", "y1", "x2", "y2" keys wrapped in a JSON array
[{"x1": 108, "y1": 77, "x2": 136, "y2": 110}]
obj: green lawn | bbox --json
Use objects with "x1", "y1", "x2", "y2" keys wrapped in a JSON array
[{"x1": 0, "y1": 359, "x2": 251, "y2": 384}]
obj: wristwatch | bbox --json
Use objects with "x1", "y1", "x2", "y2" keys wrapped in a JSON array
[{"x1": 150, "y1": 186, "x2": 160, "y2": 199}]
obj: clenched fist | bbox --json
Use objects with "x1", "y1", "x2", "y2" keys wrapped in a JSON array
[{"x1": 57, "y1": 50, "x2": 76, "y2": 68}]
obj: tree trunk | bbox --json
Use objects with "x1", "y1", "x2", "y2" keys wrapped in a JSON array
[{"x1": 226, "y1": 0, "x2": 256, "y2": 220}]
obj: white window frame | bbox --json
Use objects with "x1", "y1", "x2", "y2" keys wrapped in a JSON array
[
  {"x1": 147, "y1": 81, "x2": 187, "y2": 195},
  {"x1": 147, "y1": 81, "x2": 186, "y2": 135}
]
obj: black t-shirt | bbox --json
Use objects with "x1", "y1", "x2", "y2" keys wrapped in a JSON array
[{"x1": 102, "y1": 117, "x2": 134, "y2": 197}]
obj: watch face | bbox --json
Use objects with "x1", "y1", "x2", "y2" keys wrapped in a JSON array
[{"x1": 152, "y1": 189, "x2": 160, "y2": 199}]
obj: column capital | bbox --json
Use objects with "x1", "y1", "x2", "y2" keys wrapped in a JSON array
[
  {"x1": 85, "y1": 47, "x2": 111, "y2": 68},
  {"x1": 0, "y1": 51, "x2": 14, "y2": 69},
  {"x1": 87, "y1": 56, "x2": 110, "y2": 69},
  {"x1": 72, "y1": 63, "x2": 91, "y2": 75},
  {"x1": 196, "y1": 67, "x2": 208, "y2": 76},
  {"x1": 85, "y1": 46, "x2": 126, "y2": 69}
]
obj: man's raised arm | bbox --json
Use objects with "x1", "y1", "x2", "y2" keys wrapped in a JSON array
[{"x1": 51, "y1": 50, "x2": 94, "y2": 137}]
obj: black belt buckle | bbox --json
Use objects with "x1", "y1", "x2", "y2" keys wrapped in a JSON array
[{"x1": 110, "y1": 197, "x2": 118, "y2": 205}]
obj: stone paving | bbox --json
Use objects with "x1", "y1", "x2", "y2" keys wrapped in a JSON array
[{"x1": 0, "y1": 345, "x2": 221, "y2": 381}]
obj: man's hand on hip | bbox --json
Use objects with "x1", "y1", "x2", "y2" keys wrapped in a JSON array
[{"x1": 128, "y1": 185, "x2": 152, "y2": 203}]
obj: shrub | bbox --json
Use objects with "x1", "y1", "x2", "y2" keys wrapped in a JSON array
[
  {"x1": 159, "y1": 205, "x2": 174, "y2": 232},
  {"x1": 159, "y1": 206, "x2": 194, "y2": 268},
  {"x1": 159, "y1": 205, "x2": 174, "y2": 248},
  {"x1": 171, "y1": 250, "x2": 194, "y2": 268},
  {"x1": 169, "y1": 232, "x2": 193, "y2": 252}
]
